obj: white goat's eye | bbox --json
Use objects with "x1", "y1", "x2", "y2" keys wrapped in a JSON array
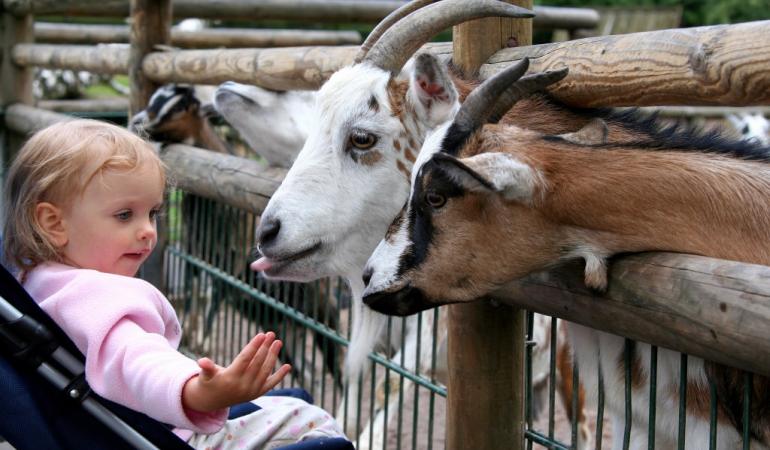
[
  {"x1": 350, "y1": 132, "x2": 377, "y2": 150},
  {"x1": 425, "y1": 191, "x2": 446, "y2": 209}
]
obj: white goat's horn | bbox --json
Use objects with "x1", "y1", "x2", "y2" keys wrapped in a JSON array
[
  {"x1": 487, "y1": 66, "x2": 569, "y2": 124},
  {"x1": 363, "y1": 0, "x2": 534, "y2": 75},
  {"x1": 354, "y1": 0, "x2": 439, "y2": 64}
]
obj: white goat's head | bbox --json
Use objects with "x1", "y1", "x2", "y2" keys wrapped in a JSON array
[
  {"x1": 251, "y1": 0, "x2": 534, "y2": 283},
  {"x1": 728, "y1": 112, "x2": 770, "y2": 146},
  {"x1": 214, "y1": 82, "x2": 315, "y2": 168}
]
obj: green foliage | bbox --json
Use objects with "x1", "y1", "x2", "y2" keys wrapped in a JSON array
[{"x1": 536, "y1": 0, "x2": 770, "y2": 27}]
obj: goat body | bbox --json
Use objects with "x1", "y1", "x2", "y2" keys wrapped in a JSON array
[{"x1": 363, "y1": 112, "x2": 770, "y2": 448}]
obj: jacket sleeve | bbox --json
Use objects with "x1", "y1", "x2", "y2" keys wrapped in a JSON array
[{"x1": 45, "y1": 273, "x2": 227, "y2": 433}]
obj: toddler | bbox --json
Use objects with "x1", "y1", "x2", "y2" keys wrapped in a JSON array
[{"x1": 2, "y1": 119, "x2": 346, "y2": 449}]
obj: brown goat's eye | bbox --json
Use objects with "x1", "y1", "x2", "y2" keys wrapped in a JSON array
[
  {"x1": 424, "y1": 191, "x2": 446, "y2": 209},
  {"x1": 350, "y1": 132, "x2": 377, "y2": 150}
]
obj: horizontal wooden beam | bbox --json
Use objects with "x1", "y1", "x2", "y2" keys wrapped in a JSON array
[
  {"x1": 37, "y1": 97, "x2": 128, "y2": 112},
  {"x1": 482, "y1": 19, "x2": 770, "y2": 107},
  {"x1": 6, "y1": 1, "x2": 598, "y2": 29},
  {"x1": 3, "y1": 104, "x2": 283, "y2": 215},
  {"x1": 12, "y1": 43, "x2": 130, "y2": 74},
  {"x1": 8, "y1": 104, "x2": 769, "y2": 375},
  {"x1": 14, "y1": 21, "x2": 769, "y2": 106},
  {"x1": 493, "y1": 253, "x2": 770, "y2": 377},
  {"x1": 141, "y1": 45, "x2": 363, "y2": 89},
  {"x1": 161, "y1": 144, "x2": 286, "y2": 215},
  {"x1": 34, "y1": 23, "x2": 362, "y2": 48}
]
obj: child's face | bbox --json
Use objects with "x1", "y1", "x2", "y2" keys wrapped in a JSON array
[{"x1": 60, "y1": 161, "x2": 164, "y2": 277}]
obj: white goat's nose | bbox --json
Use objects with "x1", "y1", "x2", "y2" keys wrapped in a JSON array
[
  {"x1": 362, "y1": 266, "x2": 374, "y2": 288},
  {"x1": 257, "y1": 216, "x2": 281, "y2": 247}
]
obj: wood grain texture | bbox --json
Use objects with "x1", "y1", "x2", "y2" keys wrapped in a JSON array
[
  {"x1": 128, "y1": 0, "x2": 171, "y2": 116},
  {"x1": 4, "y1": 0, "x2": 598, "y2": 29},
  {"x1": 447, "y1": 3, "x2": 530, "y2": 450},
  {"x1": 19, "y1": 21, "x2": 763, "y2": 106},
  {"x1": 493, "y1": 253, "x2": 770, "y2": 376},
  {"x1": 34, "y1": 23, "x2": 362, "y2": 48},
  {"x1": 1, "y1": 11, "x2": 34, "y2": 162},
  {"x1": 482, "y1": 20, "x2": 770, "y2": 107},
  {"x1": 161, "y1": 144, "x2": 286, "y2": 215},
  {"x1": 142, "y1": 45, "x2": 360, "y2": 90},
  {"x1": 13, "y1": 43, "x2": 130, "y2": 74}
]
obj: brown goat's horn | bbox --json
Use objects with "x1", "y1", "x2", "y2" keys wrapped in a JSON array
[
  {"x1": 363, "y1": 0, "x2": 534, "y2": 75},
  {"x1": 452, "y1": 57, "x2": 531, "y2": 135},
  {"x1": 486, "y1": 66, "x2": 568, "y2": 124},
  {"x1": 354, "y1": 0, "x2": 439, "y2": 64}
]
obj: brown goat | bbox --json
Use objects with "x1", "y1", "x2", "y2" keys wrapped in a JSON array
[{"x1": 361, "y1": 67, "x2": 770, "y2": 449}]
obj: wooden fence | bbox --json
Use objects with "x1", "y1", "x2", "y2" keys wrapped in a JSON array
[{"x1": 2, "y1": 2, "x2": 770, "y2": 449}]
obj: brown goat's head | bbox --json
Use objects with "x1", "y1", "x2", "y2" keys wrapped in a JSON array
[{"x1": 360, "y1": 127, "x2": 568, "y2": 316}]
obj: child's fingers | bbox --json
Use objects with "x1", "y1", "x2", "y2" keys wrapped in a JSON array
[
  {"x1": 261, "y1": 364, "x2": 292, "y2": 396},
  {"x1": 245, "y1": 332, "x2": 275, "y2": 375},
  {"x1": 253, "y1": 339, "x2": 283, "y2": 386},
  {"x1": 231, "y1": 333, "x2": 266, "y2": 373}
]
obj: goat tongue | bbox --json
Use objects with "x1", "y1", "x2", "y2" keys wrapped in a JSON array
[{"x1": 250, "y1": 257, "x2": 273, "y2": 272}]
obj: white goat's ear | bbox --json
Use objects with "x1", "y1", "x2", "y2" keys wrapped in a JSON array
[
  {"x1": 558, "y1": 118, "x2": 608, "y2": 146},
  {"x1": 433, "y1": 152, "x2": 539, "y2": 203},
  {"x1": 409, "y1": 53, "x2": 458, "y2": 127}
]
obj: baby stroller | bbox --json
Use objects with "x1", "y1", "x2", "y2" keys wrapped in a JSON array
[{"x1": 0, "y1": 262, "x2": 353, "y2": 450}]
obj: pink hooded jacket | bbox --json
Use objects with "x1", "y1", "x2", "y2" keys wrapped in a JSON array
[{"x1": 23, "y1": 262, "x2": 227, "y2": 439}]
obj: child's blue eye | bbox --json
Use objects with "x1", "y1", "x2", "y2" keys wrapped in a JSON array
[{"x1": 115, "y1": 211, "x2": 132, "y2": 221}]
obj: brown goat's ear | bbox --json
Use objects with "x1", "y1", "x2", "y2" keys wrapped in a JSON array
[
  {"x1": 433, "y1": 152, "x2": 538, "y2": 203},
  {"x1": 409, "y1": 53, "x2": 458, "y2": 127},
  {"x1": 558, "y1": 118, "x2": 608, "y2": 146}
]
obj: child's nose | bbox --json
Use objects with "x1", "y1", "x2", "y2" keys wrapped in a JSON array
[{"x1": 137, "y1": 219, "x2": 157, "y2": 241}]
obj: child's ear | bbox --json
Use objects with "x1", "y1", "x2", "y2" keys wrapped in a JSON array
[{"x1": 35, "y1": 202, "x2": 68, "y2": 248}]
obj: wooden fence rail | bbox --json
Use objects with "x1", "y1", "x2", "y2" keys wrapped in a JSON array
[
  {"x1": 7, "y1": 102, "x2": 770, "y2": 379},
  {"x1": 34, "y1": 23, "x2": 362, "y2": 48},
  {"x1": 12, "y1": 20, "x2": 770, "y2": 105},
  {"x1": 4, "y1": 0, "x2": 599, "y2": 29}
]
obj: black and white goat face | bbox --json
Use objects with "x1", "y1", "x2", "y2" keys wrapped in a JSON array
[
  {"x1": 129, "y1": 84, "x2": 202, "y2": 143},
  {"x1": 251, "y1": 57, "x2": 460, "y2": 283},
  {"x1": 214, "y1": 82, "x2": 315, "y2": 168}
]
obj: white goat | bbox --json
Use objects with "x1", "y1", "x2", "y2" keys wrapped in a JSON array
[
  {"x1": 213, "y1": 82, "x2": 315, "y2": 168},
  {"x1": 362, "y1": 64, "x2": 770, "y2": 450},
  {"x1": 247, "y1": 1, "x2": 615, "y2": 447}
]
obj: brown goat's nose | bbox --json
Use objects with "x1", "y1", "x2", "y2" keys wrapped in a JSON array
[
  {"x1": 362, "y1": 267, "x2": 373, "y2": 287},
  {"x1": 258, "y1": 217, "x2": 281, "y2": 246}
]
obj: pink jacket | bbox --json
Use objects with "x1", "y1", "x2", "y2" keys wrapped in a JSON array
[{"x1": 23, "y1": 262, "x2": 227, "y2": 438}]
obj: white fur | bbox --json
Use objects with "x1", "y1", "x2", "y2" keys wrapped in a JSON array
[
  {"x1": 728, "y1": 112, "x2": 770, "y2": 146},
  {"x1": 213, "y1": 82, "x2": 315, "y2": 168}
]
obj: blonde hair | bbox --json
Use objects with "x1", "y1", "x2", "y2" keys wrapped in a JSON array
[{"x1": 3, "y1": 119, "x2": 167, "y2": 271}]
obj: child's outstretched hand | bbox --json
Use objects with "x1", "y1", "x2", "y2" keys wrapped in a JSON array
[{"x1": 182, "y1": 332, "x2": 292, "y2": 413}]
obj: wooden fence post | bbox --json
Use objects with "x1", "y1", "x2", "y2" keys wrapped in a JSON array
[
  {"x1": 1, "y1": 5, "x2": 34, "y2": 165},
  {"x1": 446, "y1": 2, "x2": 531, "y2": 449},
  {"x1": 129, "y1": 0, "x2": 171, "y2": 289}
]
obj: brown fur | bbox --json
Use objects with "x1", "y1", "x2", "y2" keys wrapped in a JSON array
[
  {"x1": 556, "y1": 330, "x2": 588, "y2": 425},
  {"x1": 406, "y1": 122, "x2": 770, "y2": 444}
]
